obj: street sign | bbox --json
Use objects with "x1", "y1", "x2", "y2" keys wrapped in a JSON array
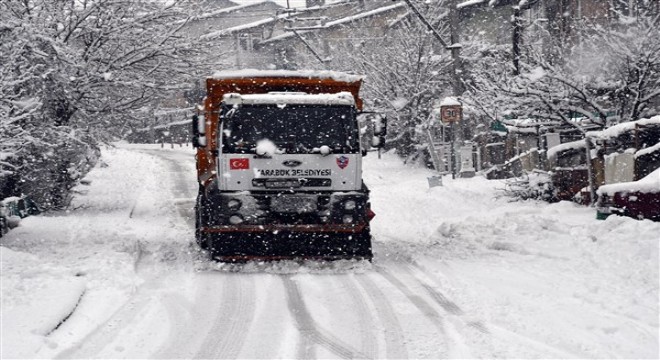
[{"x1": 440, "y1": 106, "x2": 461, "y2": 123}]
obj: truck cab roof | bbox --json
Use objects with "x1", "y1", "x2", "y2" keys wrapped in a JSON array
[{"x1": 222, "y1": 92, "x2": 356, "y2": 107}]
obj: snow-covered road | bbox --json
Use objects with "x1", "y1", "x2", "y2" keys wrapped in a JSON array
[{"x1": 1, "y1": 144, "x2": 658, "y2": 359}]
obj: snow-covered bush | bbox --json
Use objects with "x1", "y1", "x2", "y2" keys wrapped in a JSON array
[{"x1": 502, "y1": 171, "x2": 555, "y2": 202}]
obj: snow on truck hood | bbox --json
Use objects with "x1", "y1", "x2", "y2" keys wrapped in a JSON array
[
  {"x1": 211, "y1": 69, "x2": 364, "y2": 83},
  {"x1": 222, "y1": 92, "x2": 356, "y2": 106}
]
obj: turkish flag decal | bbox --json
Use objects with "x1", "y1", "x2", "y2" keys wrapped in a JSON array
[{"x1": 229, "y1": 158, "x2": 250, "y2": 170}]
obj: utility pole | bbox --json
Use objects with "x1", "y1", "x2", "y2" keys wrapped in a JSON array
[
  {"x1": 448, "y1": 0, "x2": 464, "y2": 96},
  {"x1": 399, "y1": 0, "x2": 464, "y2": 96},
  {"x1": 400, "y1": 0, "x2": 464, "y2": 178},
  {"x1": 512, "y1": 5, "x2": 523, "y2": 75}
]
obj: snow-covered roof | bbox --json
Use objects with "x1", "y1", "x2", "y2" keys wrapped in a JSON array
[
  {"x1": 211, "y1": 69, "x2": 364, "y2": 82},
  {"x1": 0, "y1": 152, "x2": 14, "y2": 161},
  {"x1": 152, "y1": 119, "x2": 192, "y2": 130},
  {"x1": 222, "y1": 92, "x2": 356, "y2": 106},
  {"x1": 587, "y1": 115, "x2": 660, "y2": 140},
  {"x1": 193, "y1": 1, "x2": 270, "y2": 21},
  {"x1": 505, "y1": 125, "x2": 538, "y2": 134},
  {"x1": 636, "y1": 142, "x2": 660, "y2": 158},
  {"x1": 200, "y1": 16, "x2": 282, "y2": 39},
  {"x1": 547, "y1": 139, "x2": 585, "y2": 160},
  {"x1": 440, "y1": 97, "x2": 461, "y2": 107},
  {"x1": 457, "y1": 0, "x2": 487, "y2": 9},
  {"x1": 1, "y1": 196, "x2": 22, "y2": 204},
  {"x1": 456, "y1": 0, "x2": 502, "y2": 9},
  {"x1": 597, "y1": 167, "x2": 660, "y2": 195},
  {"x1": 259, "y1": 2, "x2": 407, "y2": 45},
  {"x1": 154, "y1": 107, "x2": 194, "y2": 117}
]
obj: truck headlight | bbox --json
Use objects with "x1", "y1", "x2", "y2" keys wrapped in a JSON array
[
  {"x1": 229, "y1": 214, "x2": 244, "y2": 225},
  {"x1": 342, "y1": 215, "x2": 354, "y2": 224},
  {"x1": 344, "y1": 200, "x2": 357, "y2": 211}
]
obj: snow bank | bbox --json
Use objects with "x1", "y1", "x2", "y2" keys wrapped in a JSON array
[
  {"x1": 2, "y1": 144, "x2": 657, "y2": 359},
  {"x1": 1, "y1": 248, "x2": 86, "y2": 358},
  {"x1": 1, "y1": 145, "x2": 194, "y2": 358},
  {"x1": 365, "y1": 151, "x2": 658, "y2": 358}
]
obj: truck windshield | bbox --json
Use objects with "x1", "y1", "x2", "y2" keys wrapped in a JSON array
[{"x1": 221, "y1": 104, "x2": 359, "y2": 154}]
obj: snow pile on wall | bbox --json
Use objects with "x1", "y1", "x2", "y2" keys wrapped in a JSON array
[{"x1": 598, "y1": 167, "x2": 660, "y2": 195}]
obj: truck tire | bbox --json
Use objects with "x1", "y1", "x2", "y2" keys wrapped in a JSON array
[{"x1": 353, "y1": 226, "x2": 373, "y2": 260}]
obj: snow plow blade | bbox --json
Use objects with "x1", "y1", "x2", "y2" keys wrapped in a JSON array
[{"x1": 202, "y1": 231, "x2": 373, "y2": 263}]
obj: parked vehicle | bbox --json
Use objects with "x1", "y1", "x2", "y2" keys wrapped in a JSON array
[
  {"x1": 192, "y1": 70, "x2": 386, "y2": 262},
  {"x1": 546, "y1": 116, "x2": 660, "y2": 203},
  {"x1": 0, "y1": 196, "x2": 41, "y2": 237},
  {"x1": 596, "y1": 168, "x2": 660, "y2": 221},
  {"x1": 547, "y1": 140, "x2": 591, "y2": 201},
  {"x1": 0, "y1": 206, "x2": 7, "y2": 237}
]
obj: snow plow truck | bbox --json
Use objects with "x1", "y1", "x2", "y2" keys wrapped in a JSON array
[{"x1": 192, "y1": 70, "x2": 386, "y2": 262}]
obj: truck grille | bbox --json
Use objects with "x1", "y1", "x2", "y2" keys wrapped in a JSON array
[{"x1": 252, "y1": 178, "x2": 332, "y2": 188}]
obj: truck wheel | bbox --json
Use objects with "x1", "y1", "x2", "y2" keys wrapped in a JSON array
[{"x1": 354, "y1": 227, "x2": 374, "y2": 261}]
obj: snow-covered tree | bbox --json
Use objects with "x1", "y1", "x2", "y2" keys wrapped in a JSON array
[
  {"x1": 0, "y1": 0, "x2": 205, "y2": 209},
  {"x1": 465, "y1": 5, "x2": 660, "y2": 127}
]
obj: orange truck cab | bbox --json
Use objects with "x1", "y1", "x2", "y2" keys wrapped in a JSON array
[{"x1": 192, "y1": 70, "x2": 386, "y2": 262}]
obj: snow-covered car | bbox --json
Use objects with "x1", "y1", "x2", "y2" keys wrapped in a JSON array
[
  {"x1": 596, "y1": 168, "x2": 660, "y2": 221},
  {"x1": 0, "y1": 196, "x2": 41, "y2": 235},
  {"x1": 0, "y1": 206, "x2": 7, "y2": 237}
]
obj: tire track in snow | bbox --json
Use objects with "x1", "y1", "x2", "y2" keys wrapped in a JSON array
[
  {"x1": 394, "y1": 263, "x2": 477, "y2": 357},
  {"x1": 152, "y1": 291, "x2": 199, "y2": 359},
  {"x1": 133, "y1": 150, "x2": 198, "y2": 269},
  {"x1": 408, "y1": 262, "x2": 490, "y2": 334},
  {"x1": 354, "y1": 274, "x2": 409, "y2": 359},
  {"x1": 376, "y1": 264, "x2": 475, "y2": 358},
  {"x1": 194, "y1": 274, "x2": 256, "y2": 359},
  {"x1": 139, "y1": 150, "x2": 196, "y2": 225},
  {"x1": 282, "y1": 276, "x2": 367, "y2": 359},
  {"x1": 409, "y1": 262, "x2": 595, "y2": 358},
  {"x1": 54, "y1": 294, "x2": 153, "y2": 358},
  {"x1": 333, "y1": 275, "x2": 378, "y2": 359},
  {"x1": 488, "y1": 324, "x2": 582, "y2": 358}
]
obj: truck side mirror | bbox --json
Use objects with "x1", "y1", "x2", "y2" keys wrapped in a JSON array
[{"x1": 192, "y1": 114, "x2": 206, "y2": 148}]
